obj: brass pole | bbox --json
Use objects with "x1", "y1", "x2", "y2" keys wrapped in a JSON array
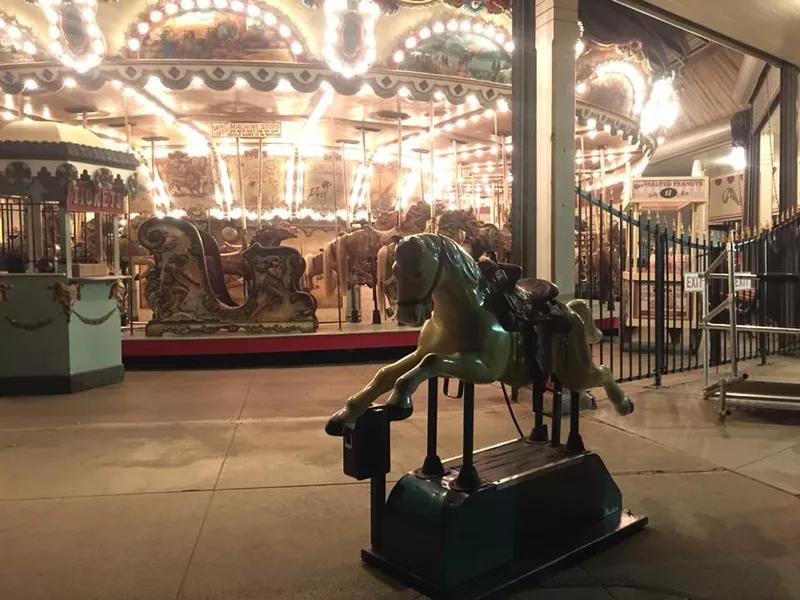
[
  {"x1": 330, "y1": 114, "x2": 343, "y2": 330},
  {"x1": 236, "y1": 137, "x2": 247, "y2": 246},
  {"x1": 257, "y1": 138, "x2": 263, "y2": 228},
  {"x1": 340, "y1": 141, "x2": 351, "y2": 231},
  {"x1": 361, "y1": 127, "x2": 370, "y2": 224},
  {"x1": 397, "y1": 98, "x2": 403, "y2": 225},
  {"x1": 453, "y1": 140, "x2": 461, "y2": 209},
  {"x1": 429, "y1": 97, "x2": 436, "y2": 232}
]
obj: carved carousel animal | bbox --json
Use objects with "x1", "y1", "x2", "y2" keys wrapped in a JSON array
[
  {"x1": 219, "y1": 222, "x2": 299, "y2": 278},
  {"x1": 436, "y1": 208, "x2": 481, "y2": 245},
  {"x1": 321, "y1": 201, "x2": 434, "y2": 298},
  {"x1": 375, "y1": 207, "x2": 486, "y2": 319},
  {"x1": 324, "y1": 233, "x2": 634, "y2": 435},
  {"x1": 466, "y1": 222, "x2": 503, "y2": 261}
]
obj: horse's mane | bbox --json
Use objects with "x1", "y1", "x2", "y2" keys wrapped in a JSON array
[{"x1": 417, "y1": 233, "x2": 484, "y2": 290}]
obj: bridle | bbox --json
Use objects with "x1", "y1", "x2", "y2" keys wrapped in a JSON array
[{"x1": 396, "y1": 235, "x2": 446, "y2": 307}]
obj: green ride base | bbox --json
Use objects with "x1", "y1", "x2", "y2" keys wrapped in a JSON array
[{"x1": 365, "y1": 439, "x2": 647, "y2": 600}]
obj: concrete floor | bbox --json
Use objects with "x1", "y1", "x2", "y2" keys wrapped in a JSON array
[{"x1": 0, "y1": 358, "x2": 799, "y2": 600}]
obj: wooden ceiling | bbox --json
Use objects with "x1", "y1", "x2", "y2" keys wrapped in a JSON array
[
  {"x1": 670, "y1": 45, "x2": 743, "y2": 135},
  {"x1": 581, "y1": 0, "x2": 745, "y2": 139}
]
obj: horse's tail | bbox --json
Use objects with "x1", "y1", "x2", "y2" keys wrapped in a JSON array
[
  {"x1": 302, "y1": 253, "x2": 316, "y2": 290},
  {"x1": 376, "y1": 244, "x2": 389, "y2": 318},
  {"x1": 323, "y1": 240, "x2": 336, "y2": 297},
  {"x1": 566, "y1": 298, "x2": 602, "y2": 345}
]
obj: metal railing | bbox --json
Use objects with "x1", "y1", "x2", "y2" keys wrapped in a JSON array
[
  {"x1": 701, "y1": 235, "x2": 800, "y2": 417},
  {"x1": 575, "y1": 189, "x2": 800, "y2": 389}
]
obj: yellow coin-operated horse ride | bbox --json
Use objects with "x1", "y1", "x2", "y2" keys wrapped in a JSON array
[{"x1": 325, "y1": 233, "x2": 647, "y2": 600}]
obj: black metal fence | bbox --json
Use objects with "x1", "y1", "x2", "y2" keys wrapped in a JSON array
[{"x1": 575, "y1": 189, "x2": 800, "y2": 387}]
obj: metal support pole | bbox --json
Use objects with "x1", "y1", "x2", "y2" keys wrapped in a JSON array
[
  {"x1": 510, "y1": 0, "x2": 536, "y2": 273},
  {"x1": 370, "y1": 474, "x2": 386, "y2": 551},
  {"x1": 452, "y1": 140, "x2": 461, "y2": 210},
  {"x1": 566, "y1": 390, "x2": 585, "y2": 454},
  {"x1": 728, "y1": 237, "x2": 739, "y2": 377},
  {"x1": 654, "y1": 227, "x2": 666, "y2": 387},
  {"x1": 550, "y1": 378, "x2": 563, "y2": 448},
  {"x1": 703, "y1": 256, "x2": 710, "y2": 388},
  {"x1": 235, "y1": 137, "x2": 247, "y2": 246},
  {"x1": 453, "y1": 383, "x2": 481, "y2": 491},
  {"x1": 361, "y1": 127, "x2": 371, "y2": 224},
  {"x1": 396, "y1": 103, "x2": 403, "y2": 220},
  {"x1": 420, "y1": 377, "x2": 445, "y2": 477},
  {"x1": 529, "y1": 381, "x2": 548, "y2": 443},
  {"x1": 257, "y1": 138, "x2": 263, "y2": 228},
  {"x1": 760, "y1": 232, "x2": 768, "y2": 365},
  {"x1": 429, "y1": 97, "x2": 436, "y2": 232},
  {"x1": 779, "y1": 65, "x2": 798, "y2": 214}
]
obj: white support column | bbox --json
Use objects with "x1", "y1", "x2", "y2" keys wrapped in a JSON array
[{"x1": 536, "y1": 0, "x2": 578, "y2": 296}]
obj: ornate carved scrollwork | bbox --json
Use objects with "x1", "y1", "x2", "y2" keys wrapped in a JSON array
[{"x1": 138, "y1": 216, "x2": 318, "y2": 336}]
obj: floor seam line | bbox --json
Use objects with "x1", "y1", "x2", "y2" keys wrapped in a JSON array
[
  {"x1": 733, "y1": 441, "x2": 798, "y2": 470},
  {"x1": 174, "y1": 421, "x2": 240, "y2": 600}
]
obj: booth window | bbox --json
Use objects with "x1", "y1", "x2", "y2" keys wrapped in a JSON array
[{"x1": 0, "y1": 195, "x2": 60, "y2": 273}]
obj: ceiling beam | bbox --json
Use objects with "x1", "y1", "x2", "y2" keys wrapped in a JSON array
[
  {"x1": 733, "y1": 55, "x2": 767, "y2": 105},
  {"x1": 648, "y1": 118, "x2": 730, "y2": 164}
]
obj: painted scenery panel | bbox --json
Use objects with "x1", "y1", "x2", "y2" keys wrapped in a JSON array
[
  {"x1": 139, "y1": 12, "x2": 294, "y2": 61},
  {"x1": 156, "y1": 152, "x2": 214, "y2": 212},
  {"x1": 303, "y1": 157, "x2": 345, "y2": 215},
  {"x1": 397, "y1": 32, "x2": 510, "y2": 83},
  {"x1": 225, "y1": 152, "x2": 286, "y2": 211}
]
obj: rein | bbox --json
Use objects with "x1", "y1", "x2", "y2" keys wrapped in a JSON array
[{"x1": 396, "y1": 235, "x2": 447, "y2": 307}]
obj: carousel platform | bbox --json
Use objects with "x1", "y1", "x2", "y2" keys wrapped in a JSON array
[
  {"x1": 121, "y1": 306, "x2": 618, "y2": 365},
  {"x1": 121, "y1": 321, "x2": 420, "y2": 363}
]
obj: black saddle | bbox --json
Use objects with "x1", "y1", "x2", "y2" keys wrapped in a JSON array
[{"x1": 478, "y1": 258, "x2": 570, "y2": 335}]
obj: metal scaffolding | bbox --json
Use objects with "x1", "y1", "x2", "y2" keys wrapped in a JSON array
[{"x1": 701, "y1": 236, "x2": 800, "y2": 420}]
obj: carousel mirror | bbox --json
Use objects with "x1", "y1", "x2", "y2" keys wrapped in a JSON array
[{"x1": 60, "y1": 3, "x2": 89, "y2": 54}]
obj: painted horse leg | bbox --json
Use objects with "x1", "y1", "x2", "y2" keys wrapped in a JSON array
[
  {"x1": 593, "y1": 365, "x2": 634, "y2": 416},
  {"x1": 385, "y1": 351, "x2": 500, "y2": 421},
  {"x1": 324, "y1": 349, "x2": 425, "y2": 436}
]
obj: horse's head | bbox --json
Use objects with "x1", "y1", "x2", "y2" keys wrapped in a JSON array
[
  {"x1": 394, "y1": 235, "x2": 441, "y2": 327},
  {"x1": 393, "y1": 234, "x2": 481, "y2": 327}
]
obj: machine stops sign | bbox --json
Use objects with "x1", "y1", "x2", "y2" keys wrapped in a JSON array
[{"x1": 211, "y1": 121, "x2": 282, "y2": 138}]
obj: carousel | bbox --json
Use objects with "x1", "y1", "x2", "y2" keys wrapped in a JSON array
[{"x1": 0, "y1": 0, "x2": 683, "y2": 356}]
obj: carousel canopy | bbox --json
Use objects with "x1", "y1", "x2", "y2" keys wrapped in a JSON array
[{"x1": 0, "y1": 119, "x2": 109, "y2": 147}]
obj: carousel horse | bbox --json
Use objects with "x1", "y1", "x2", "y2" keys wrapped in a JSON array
[
  {"x1": 466, "y1": 222, "x2": 503, "y2": 261},
  {"x1": 325, "y1": 233, "x2": 633, "y2": 435},
  {"x1": 436, "y1": 208, "x2": 481, "y2": 245},
  {"x1": 376, "y1": 242, "x2": 398, "y2": 319},
  {"x1": 322, "y1": 201, "x2": 434, "y2": 298},
  {"x1": 301, "y1": 250, "x2": 324, "y2": 291}
]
